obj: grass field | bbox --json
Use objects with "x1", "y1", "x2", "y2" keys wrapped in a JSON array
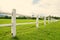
[
  {"x1": 0, "y1": 19, "x2": 60, "y2": 40},
  {"x1": 0, "y1": 19, "x2": 43, "y2": 24}
]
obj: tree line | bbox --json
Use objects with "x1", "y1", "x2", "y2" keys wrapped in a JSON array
[{"x1": 0, "y1": 15, "x2": 60, "y2": 20}]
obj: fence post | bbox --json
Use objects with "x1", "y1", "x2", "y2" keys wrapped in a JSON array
[
  {"x1": 36, "y1": 15, "x2": 39, "y2": 28},
  {"x1": 11, "y1": 9, "x2": 16, "y2": 37},
  {"x1": 48, "y1": 16, "x2": 49, "y2": 24},
  {"x1": 44, "y1": 16, "x2": 46, "y2": 26}
]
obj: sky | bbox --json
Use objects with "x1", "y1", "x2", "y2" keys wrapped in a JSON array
[{"x1": 0, "y1": 0, "x2": 60, "y2": 17}]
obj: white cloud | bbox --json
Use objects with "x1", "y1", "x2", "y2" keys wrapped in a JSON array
[{"x1": 33, "y1": 0, "x2": 60, "y2": 16}]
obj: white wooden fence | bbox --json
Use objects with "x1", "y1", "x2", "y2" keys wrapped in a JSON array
[{"x1": 0, "y1": 9, "x2": 58, "y2": 37}]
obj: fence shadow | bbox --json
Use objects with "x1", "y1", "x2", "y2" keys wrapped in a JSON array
[{"x1": 11, "y1": 36, "x2": 19, "y2": 40}]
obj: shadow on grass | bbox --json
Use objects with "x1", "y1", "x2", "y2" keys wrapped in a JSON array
[{"x1": 11, "y1": 36, "x2": 19, "y2": 40}]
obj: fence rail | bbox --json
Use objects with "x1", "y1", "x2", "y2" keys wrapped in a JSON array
[{"x1": 0, "y1": 22, "x2": 44, "y2": 27}]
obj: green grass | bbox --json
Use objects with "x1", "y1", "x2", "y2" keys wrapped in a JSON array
[
  {"x1": 0, "y1": 19, "x2": 60, "y2": 40},
  {"x1": 0, "y1": 19, "x2": 43, "y2": 24},
  {"x1": 0, "y1": 19, "x2": 11, "y2": 24}
]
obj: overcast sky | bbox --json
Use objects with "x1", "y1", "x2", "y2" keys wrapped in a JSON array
[{"x1": 0, "y1": 0, "x2": 60, "y2": 17}]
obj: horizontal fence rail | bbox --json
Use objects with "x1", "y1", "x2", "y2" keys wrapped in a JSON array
[
  {"x1": 0, "y1": 22, "x2": 44, "y2": 27},
  {"x1": 0, "y1": 20, "x2": 58, "y2": 27}
]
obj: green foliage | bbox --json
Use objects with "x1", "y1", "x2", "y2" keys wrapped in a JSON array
[
  {"x1": 47, "y1": 16, "x2": 60, "y2": 20},
  {"x1": 0, "y1": 16, "x2": 11, "y2": 19}
]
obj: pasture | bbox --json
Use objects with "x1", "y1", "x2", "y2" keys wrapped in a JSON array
[
  {"x1": 0, "y1": 19, "x2": 60, "y2": 40},
  {"x1": 0, "y1": 19, "x2": 43, "y2": 24}
]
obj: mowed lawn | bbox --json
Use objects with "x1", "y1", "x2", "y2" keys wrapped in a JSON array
[
  {"x1": 0, "y1": 19, "x2": 43, "y2": 24},
  {"x1": 0, "y1": 19, "x2": 60, "y2": 40}
]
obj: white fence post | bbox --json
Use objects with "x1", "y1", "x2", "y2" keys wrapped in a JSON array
[
  {"x1": 48, "y1": 16, "x2": 49, "y2": 24},
  {"x1": 51, "y1": 18, "x2": 53, "y2": 22},
  {"x1": 11, "y1": 9, "x2": 16, "y2": 37},
  {"x1": 36, "y1": 15, "x2": 39, "y2": 28},
  {"x1": 44, "y1": 16, "x2": 46, "y2": 26}
]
